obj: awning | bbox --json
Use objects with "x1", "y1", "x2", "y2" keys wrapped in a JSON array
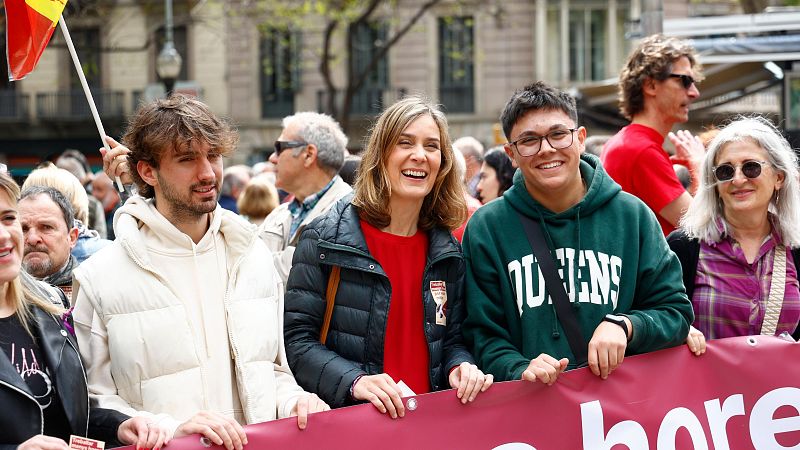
[
  {"x1": 576, "y1": 10, "x2": 800, "y2": 129},
  {"x1": 690, "y1": 35, "x2": 800, "y2": 64},
  {"x1": 577, "y1": 62, "x2": 781, "y2": 129}
]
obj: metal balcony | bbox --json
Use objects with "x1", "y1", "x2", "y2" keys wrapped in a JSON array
[
  {"x1": 0, "y1": 90, "x2": 30, "y2": 122},
  {"x1": 316, "y1": 87, "x2": 407, "y2": 116},
  {"x1": 439, "y1": 85, "x2": 474, "y2": 114},
  {"x1": 36, "y1": 90, "x2": 125, "y2": 121}
]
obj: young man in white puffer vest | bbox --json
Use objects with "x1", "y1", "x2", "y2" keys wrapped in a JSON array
[{"x1": 72, "y1": 95, "x2": 328, "y2": 450}]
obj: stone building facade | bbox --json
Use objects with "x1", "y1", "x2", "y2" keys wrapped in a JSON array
[{"x1": 0, "y1": 0, "x2": 761, "y2": 171}]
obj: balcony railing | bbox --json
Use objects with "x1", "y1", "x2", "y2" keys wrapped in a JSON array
[
  {"x1": 316, "y1": 87, "x2": 407, "y2": 116},
  {"x1": 439, "y1": 85, "x2": 474, "y2": 114},
  {"x1": 261, "y1": 90, "x2": 295, "y2": 119},
  {"x1": 36, "y1": 90, "x2": 125, "y2": 121},
  {"x1": 0, "y1": 90, "x2": 30, "y2": 121}
]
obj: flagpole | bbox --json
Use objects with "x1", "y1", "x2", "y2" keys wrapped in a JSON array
[{"x1": 58, "y1": 14, "x2": 124, "y2": 192}]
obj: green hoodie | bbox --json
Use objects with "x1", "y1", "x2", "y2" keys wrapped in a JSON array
[{"x1": 462, "y1": 154, "x2": 693, "y2": 381}]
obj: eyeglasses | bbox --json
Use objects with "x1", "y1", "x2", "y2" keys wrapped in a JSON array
[
  {"x1": 712, "y1": 160, "x2": 770, "y2": 183},
  {"x1": 668, "y1": 73, "x2": 698, "y2": 89},
  {"x1": 509, "y1": 128, "x2": 578, "y2": 157},
  {"x1": 274, "y1": 140, "x2": 307, "y2": 156}
]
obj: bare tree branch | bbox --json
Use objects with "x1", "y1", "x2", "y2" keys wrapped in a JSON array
[
  {"x1": 345, "y1": 0, "x2": 443, "y2": 108},
  {"x1": 320, "y1": 19, "x2": 340, "y2": 117},
  {"x1": 353, "y1": 0, "x2": 382, "y2": 27}
]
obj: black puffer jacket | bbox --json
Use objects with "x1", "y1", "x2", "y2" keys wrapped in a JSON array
[{"x1": 284, "y1": 198, "x2": 474, "y2": 408}]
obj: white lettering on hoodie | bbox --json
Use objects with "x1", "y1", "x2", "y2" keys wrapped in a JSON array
[{"x1": 507, "y1": 249, "x2": 623, "y2": 315}]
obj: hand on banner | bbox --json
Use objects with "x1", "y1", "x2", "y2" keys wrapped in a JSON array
[
  {"x1": 101, "y1": 136, "x2": 133, "y2": 185},
  {"x1": 352, "y1": 373, "x2": 405, "y2": 419},
  {"x1": 17, "y1": 435, "x2": 69, "y2": 450},
  {"x1": 588, "y1": 319, "x2": 630, "y2": 379},
  {"x1": 291, "y1": 392, "x2": 331, "y2": 430},
  {"x1": 448, "y1": 362, "x2": 494, "y2": 404},
  {"x1": 521, "y1": 354, "x2": 569, "y2": 385},
  {"x1": 685, "y1": 326, "x2": 707, "y2": 356},
  {"x1": 117, "y1": 416, "x2": 170, "y2": 450},
  {"x1": 173, "y1": 411, "x2": 247, "y2": 450}
]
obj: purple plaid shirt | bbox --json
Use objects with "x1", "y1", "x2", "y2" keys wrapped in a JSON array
[{"x1": 693, "y1": 228, "x2": 800, "y2": 339}]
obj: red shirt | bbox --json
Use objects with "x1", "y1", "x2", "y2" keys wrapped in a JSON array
[
  {"x1": 361, "y1": 219, "x2": 431, "y2": 394},
  {"x1": 601, "y1": 124, "x2": 687, "y2": 235},
  {"x1": 453, "y1": 193, "x2": 482, "y2": 242}
]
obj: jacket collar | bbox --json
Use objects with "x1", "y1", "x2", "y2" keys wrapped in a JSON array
[
  {"x1": 290, "y1": 177, "x2": 353, "y2": 243},
  {"x1": 32, "y1": 305, "x2": 87, "y2": 435},
  {"x1": 115, "y1": 196, "x2": 257, "y2": 272},
  {"x1": 0, "y1": 306, "x2": 63, "y2": 398},
  {"x1": 0, "y1": 306, "x2": 85, "y2": 433},
  {"x1": 324, "y1": 197, "x2": 462, "y2": 264}
]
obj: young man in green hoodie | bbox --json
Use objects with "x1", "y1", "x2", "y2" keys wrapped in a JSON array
[{"x1": 462, "y1": 82, "x2": 693, "y2": 384}]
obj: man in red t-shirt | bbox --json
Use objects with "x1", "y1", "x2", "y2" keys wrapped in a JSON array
[{"x1": 602, "y1": 34, "x2": 705, "y2": 236}]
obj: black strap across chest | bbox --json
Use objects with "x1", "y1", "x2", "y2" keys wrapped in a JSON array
[{"x1": 517, "y1": 213, "x2": 589, "y2": 366}]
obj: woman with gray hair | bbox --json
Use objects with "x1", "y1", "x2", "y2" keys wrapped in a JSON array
[{"x1": 668, "y1": 116, "x2": 800, "y2": 355}]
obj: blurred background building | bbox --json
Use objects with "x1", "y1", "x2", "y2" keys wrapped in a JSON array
[{"x1": 1, "y1": 0, "x2": 798, "y2": 175}]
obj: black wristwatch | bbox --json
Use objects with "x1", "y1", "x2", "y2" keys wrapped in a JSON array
[{"x1": 603, "y1": 314, "x2": 630, "y2": 341}]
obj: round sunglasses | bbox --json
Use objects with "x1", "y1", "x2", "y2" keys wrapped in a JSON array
[{"x1": 712, "y1": 160, "x2": 770, "y2": 183}]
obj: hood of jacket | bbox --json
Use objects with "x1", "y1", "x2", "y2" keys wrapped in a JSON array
[
  {"x1": 503, "y1": 153, "x2": 620, "y2": 224},
  {"x1": 112, "y1": 196, "x2": 257, "y2": 270}
]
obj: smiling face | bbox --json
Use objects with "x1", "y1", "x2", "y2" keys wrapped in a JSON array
[
  {"x1": 0, "y1": 191, "x2": 23, "y2": 287},
  {"x1": 715, "y1": 139, "x2": 783, "y2": 221},
  {"x1": 385, "y1": 114, "x2": 443, "y2": 212},
  {"x1": 504, "y1": 108, "x2": 586, "y2": 211}
]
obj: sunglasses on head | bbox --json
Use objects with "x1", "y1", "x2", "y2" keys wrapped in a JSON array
[
  {"x1": 273, "y1": 140, "x2": 307, "y2": 156},
  {"x1": 668, "y1": 73, "x2": 697, "y2": 89},
  {"x1": 712, "y1": 160, "x2": 770, "y2": 183}
]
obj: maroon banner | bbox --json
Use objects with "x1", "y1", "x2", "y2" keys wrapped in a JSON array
[{"x1": 126, "y1": 336, "x2": 800, "y2": 449}]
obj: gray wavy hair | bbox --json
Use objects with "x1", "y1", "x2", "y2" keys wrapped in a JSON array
[
  {"x1": 681, "y1": 116, "x2": 800, "y2": 246},
  {"x1": 283, "y1": 112, "x2": 347, "y2": 174}
]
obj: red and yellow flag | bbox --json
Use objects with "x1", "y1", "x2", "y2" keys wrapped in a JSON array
[{"x1": 5, "y1": 0, "x2": 68, "y2": 81}]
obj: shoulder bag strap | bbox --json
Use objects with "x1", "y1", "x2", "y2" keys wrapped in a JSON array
[
  {"x1": 761, "y1": 246, "x2": 787, "y2": 336},
  {"x1": 517, "y1": 213, "x2": 588, "y2": 366},
  {"x1": 320, "y1": 266, "x2": 341, "y2": 345}
]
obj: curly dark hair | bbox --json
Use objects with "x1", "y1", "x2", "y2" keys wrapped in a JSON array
[
  {"x1": 618, "y1": 34, "x2": 702, "y2": 120},
  {"x1": 122, "y1": 94, "x2": 238, "y2": 198}
]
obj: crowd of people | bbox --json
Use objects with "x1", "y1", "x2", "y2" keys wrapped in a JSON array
[{"x1": 1, "y1": 32, "x2": 798, "y2": 449}]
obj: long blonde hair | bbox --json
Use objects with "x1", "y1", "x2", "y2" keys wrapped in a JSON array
[
  {"x1": 353, "y1": 96, "x2": 466, "y2": 231},
  {"x1": 0, "y1": 173, "x2": 63, "y2": 335}
]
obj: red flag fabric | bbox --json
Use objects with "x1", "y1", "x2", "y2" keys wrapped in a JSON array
[{"x1": 5, "y1": 0, "x2": 68, "y2": 80}]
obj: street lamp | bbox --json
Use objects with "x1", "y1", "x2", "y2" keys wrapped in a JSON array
[{"x1": 156, "y1": 0, "x2": 182, "y2": 96}]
